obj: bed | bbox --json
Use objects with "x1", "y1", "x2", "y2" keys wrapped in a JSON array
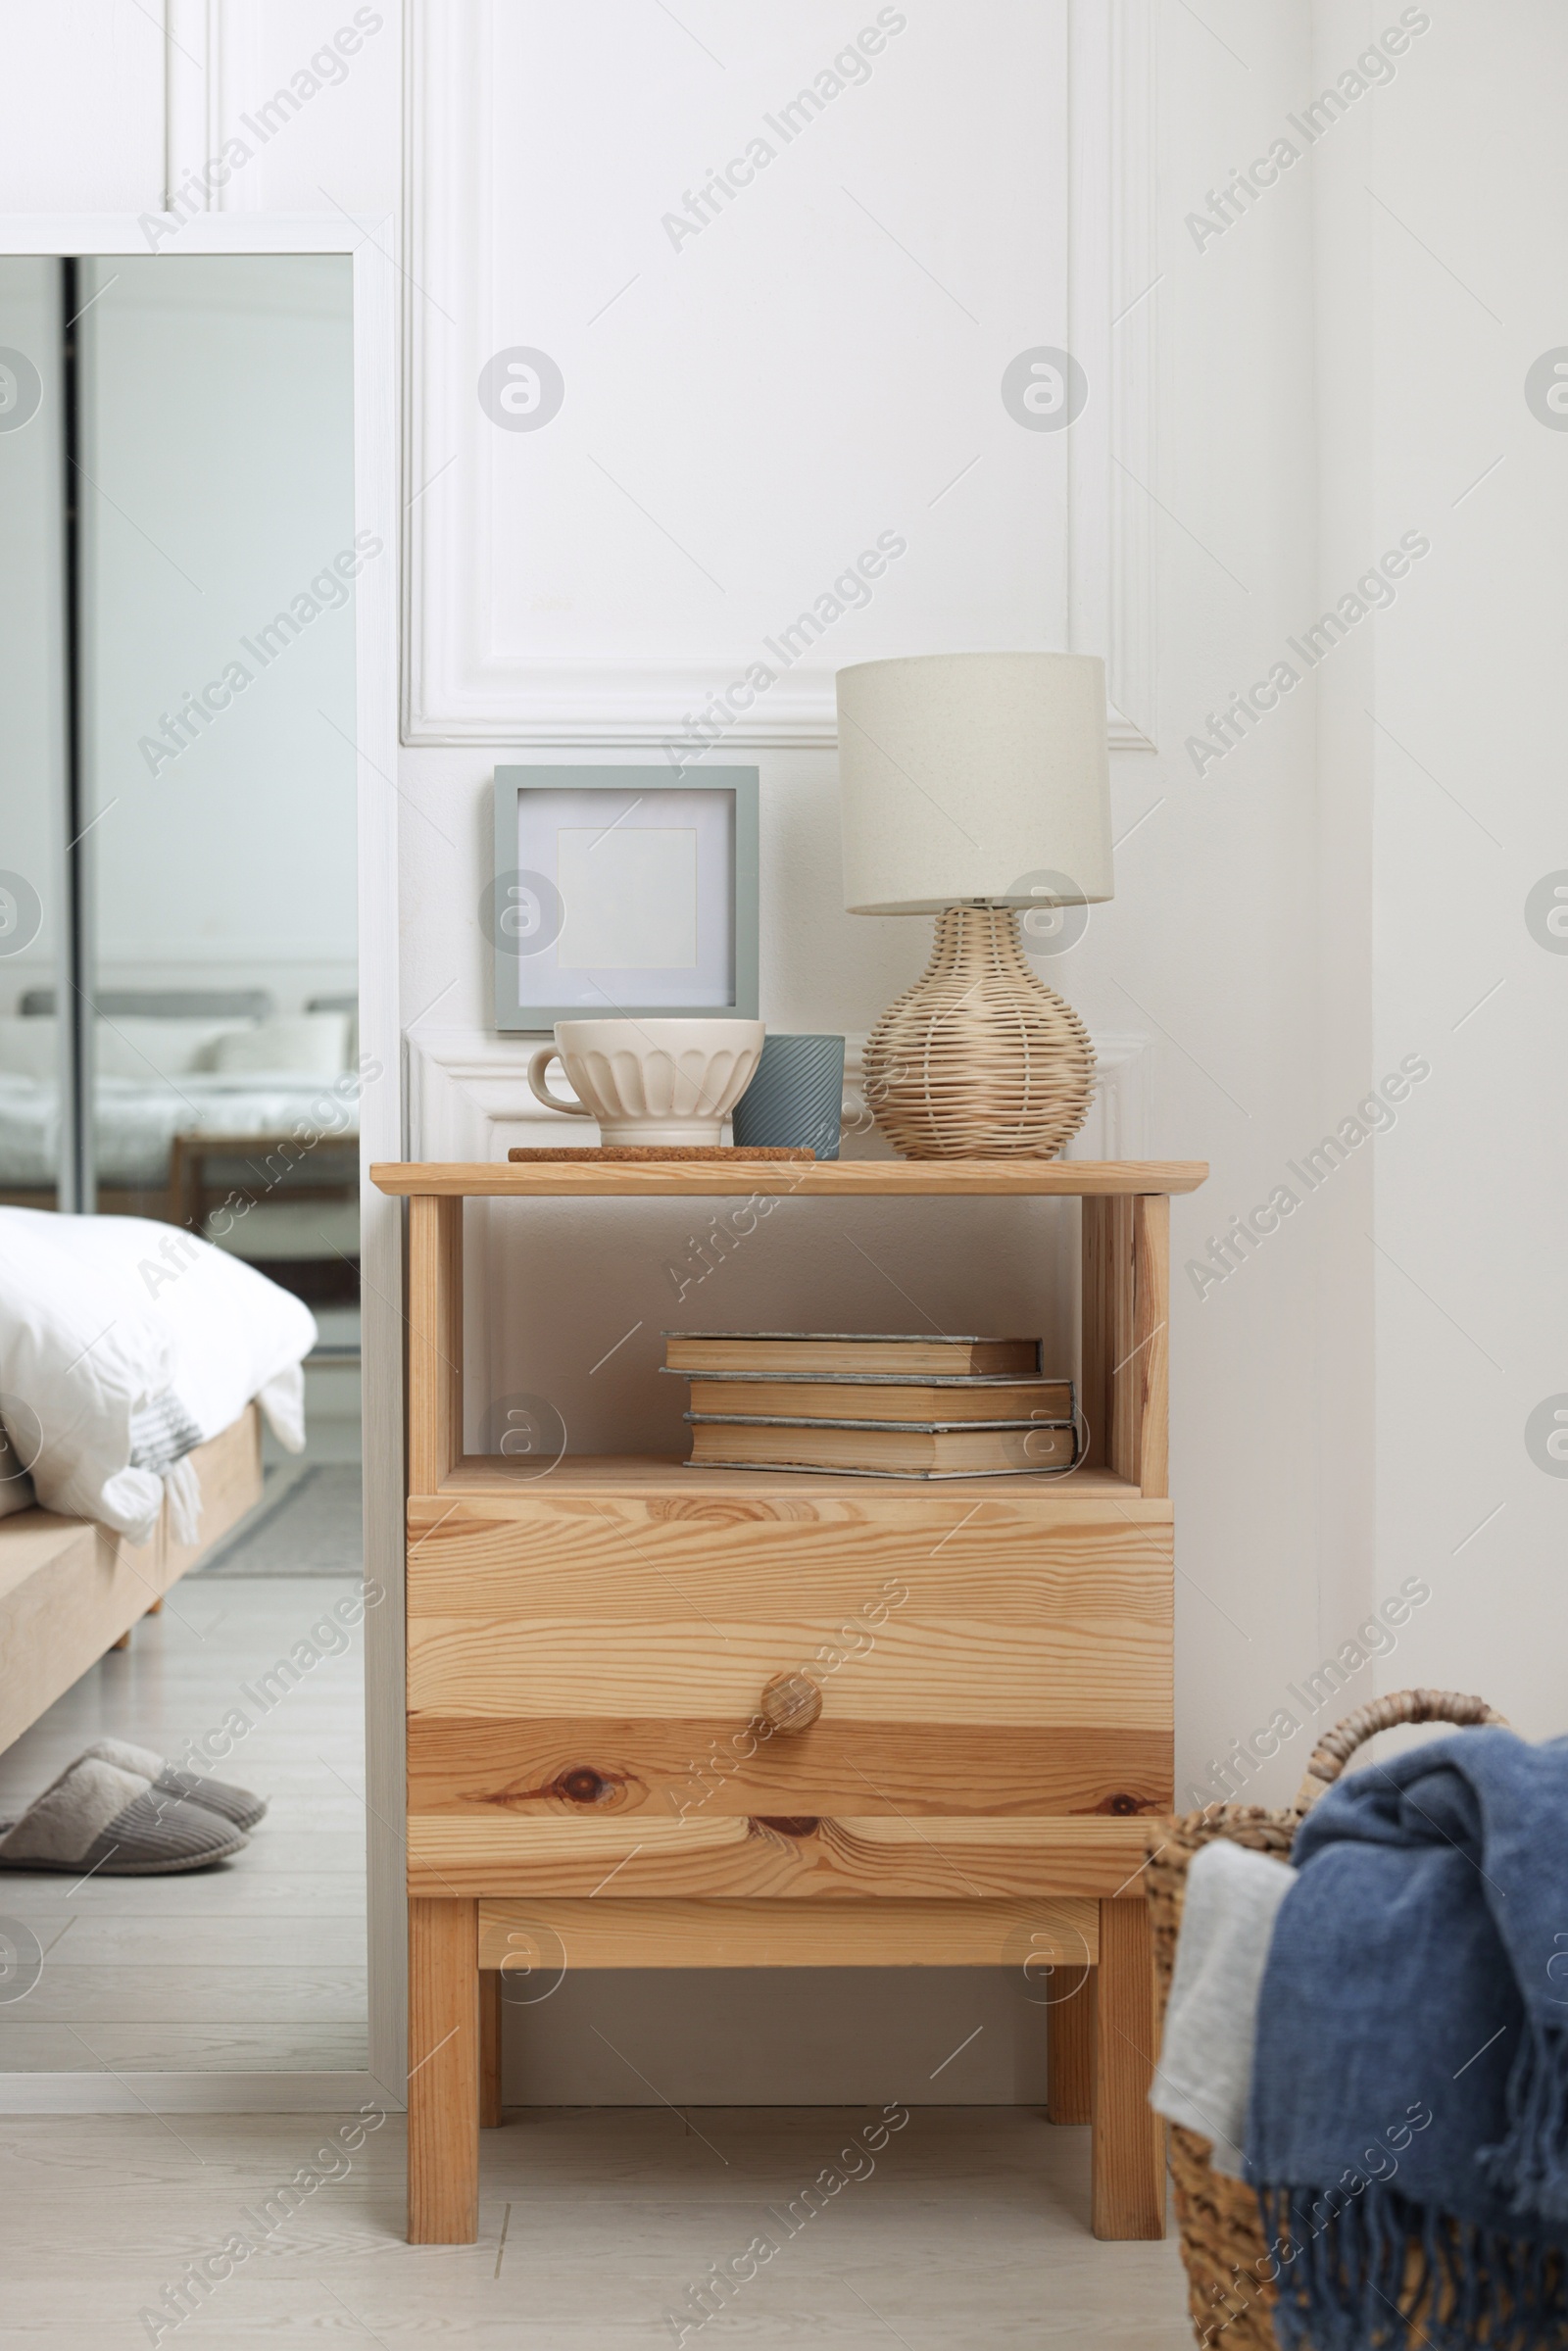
[
  {"x1": 0, "y1": 1072, "x2": 360, "y2": 1182},
  {"x1": 0, "y1": 1202, "x2": 318, "y2": 1756},
  {"x1": 0, "y1": 991, "x2": 361, "y2": 1302},
  {"x1": 0, "y1": 1407, "x2": 263, "y2": 1754}
]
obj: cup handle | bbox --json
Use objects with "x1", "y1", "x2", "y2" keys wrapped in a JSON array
[{"x1": 526, "y1": 1046, "x2": 593, "y2": 1117}]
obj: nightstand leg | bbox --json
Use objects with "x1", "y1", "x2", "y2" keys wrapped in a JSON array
[
  {"x1": 1091, "y1": 1897, "x2": 1165, "y2": 2239},
  {"x1": 480, "y1": 1969, "x2": 503, "y2": 2128},
  {"x1": 1045, "y1": 1966, "x2": 1096, "y2": 2125},
  {"x1": 408, "y1": 1896, "x2": 479, "y2": 2242}
]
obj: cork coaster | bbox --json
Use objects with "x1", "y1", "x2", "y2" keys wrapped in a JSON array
[{"x1": 507, "y1": 1145, "x2": 816, "y2": 1162}]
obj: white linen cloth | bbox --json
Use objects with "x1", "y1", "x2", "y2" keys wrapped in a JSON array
[
  {"x1": 1150, "y1": 1837, "x2": 1296, "y2": 2177},
  {"x1": 0, "y1": 1072, "x2": 358, "y2": 1189},
  {"x1": 0, "y1": 1208, "x2": 315, "y2": 1543}
]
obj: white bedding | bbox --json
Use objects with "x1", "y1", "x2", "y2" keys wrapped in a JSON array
[
  {"x1": 0, "y1": 1074, "x2": 359, "y2": 1189},
  {"x1": 0, "y1": 1208, "x2": 316, "y2": 1543}
]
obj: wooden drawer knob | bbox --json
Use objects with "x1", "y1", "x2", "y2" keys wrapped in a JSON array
[{"x1": 759, "y1": 1671, "x2": 822, "y2": 1736}]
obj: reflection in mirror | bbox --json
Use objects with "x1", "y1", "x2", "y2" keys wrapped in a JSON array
[{"x1": 0, "y1": 255, "x2": 366, "y2": 2079}]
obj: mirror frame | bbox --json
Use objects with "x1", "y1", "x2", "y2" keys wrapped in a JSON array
[{"x1": 0, "y1": 212, "x2": 404, "y2": 2117}]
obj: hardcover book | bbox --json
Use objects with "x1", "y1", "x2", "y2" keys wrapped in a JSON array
[
  {"x1": 663, "y1": 1331, "x2": 1041, "y2": 1378},
  {"x1": 680, "y1": 1375, "x2": 1074, "y2": 1425},
  {"x1": 684, "y1": 1418, "x2": 1078, "y2": 1478}
]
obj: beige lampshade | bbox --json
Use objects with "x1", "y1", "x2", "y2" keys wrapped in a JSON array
[{"x1": 836, "y1": 651, "x2": 1114, "y2": 915}]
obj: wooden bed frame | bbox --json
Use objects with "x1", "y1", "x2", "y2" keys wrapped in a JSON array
[{"x1": 0, "y1": 1405, "x2": 264, "y2": 1754}]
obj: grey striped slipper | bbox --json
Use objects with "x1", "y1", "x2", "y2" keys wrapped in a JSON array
[
  {"x1": 0, "y1": 1756, "x2": 249, "y2": 1874},
  {"x1": 78, "y1": 1739, "x2": 268, "y2": 1833}
]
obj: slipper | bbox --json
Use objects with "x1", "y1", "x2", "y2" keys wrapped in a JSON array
[
  {"x1": 78, "y1": 1739, "x2": 268, "y2": 1833},
  {"x1": 0, "y1": 1756, "x2": 249, "y2": 1874}
]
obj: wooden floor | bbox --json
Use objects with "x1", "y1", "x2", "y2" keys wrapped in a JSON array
[
  {"x1": 0, "y1": 2104, "x2": 1190, "y2": 2347},
  {"x1": 0, "y1": 1576, "x2": 367, "y2": 2075}
]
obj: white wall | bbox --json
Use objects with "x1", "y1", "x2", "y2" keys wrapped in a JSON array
[
  {"x1": 1349, "y1": 0, "x2": 1568, "y2": 1740},
  {"x1": 3, "y1": 0, "x2": 1558, "y2": 2101},
  {"x1": 1108, "y1": 0, "x2": 1332, "y2": 1821}
]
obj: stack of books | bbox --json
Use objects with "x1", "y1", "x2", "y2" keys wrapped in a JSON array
[{"x1": 662, "y1": 1331, "x2": 1078, "y2": 1479}]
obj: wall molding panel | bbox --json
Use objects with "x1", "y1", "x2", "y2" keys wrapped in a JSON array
[
  {"x1": 1069, "y1": 0, "x2": 1156, "y2": 749},
  {"x1": 403, "y1": 0, "x2": 1156, "y2": 751}
]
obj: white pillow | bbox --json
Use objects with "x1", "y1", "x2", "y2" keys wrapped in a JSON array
[
  {"x1": 0, "y1": 1211, "x2": 173, "y2": 1539},
  {"x1": 210, "y1": 1013, "x2": 351, "y2": 1077},
  {"x1": 0, "y1": 1208, "x2": 316, "y2": 1543},
  {"x1": 94, "y1": 1016, "x2": 254, "y2": 1080},
  {"x1": 41, "y1": 1212, "x2": 317, "y2": 1447},
  {"x1": 0, "y1": 1016, "x2": 61, "y2": 1082}
]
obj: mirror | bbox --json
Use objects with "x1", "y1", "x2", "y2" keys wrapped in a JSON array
[{"x1": 0, "y1": 254, "x2": 367, "y2": 2080}]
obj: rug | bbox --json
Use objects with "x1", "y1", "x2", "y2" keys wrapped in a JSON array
[{"x1": 197, "y1": 1461, "x2": 364, "y2": 1576}]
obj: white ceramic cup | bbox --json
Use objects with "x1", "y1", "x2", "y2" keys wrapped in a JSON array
[{"x1": 525, "y1": 1019, "x2": 765, "y2": 1147}]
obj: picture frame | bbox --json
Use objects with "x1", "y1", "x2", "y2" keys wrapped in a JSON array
[{"x1": 490, "y1": 765, "x2": 760, "y2": 1033}]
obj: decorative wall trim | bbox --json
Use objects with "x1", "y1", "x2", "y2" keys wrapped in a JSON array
[
  {"x1": 402, "y1": 0, "x2": 1157, "y2": 752},
  {"x1": 1069, "y1": 0, "x2": 1157, "y2": 750},
  {"x1": 164, "y1": 2, "x2": 265, "y2": 215},
  {"x1": 164, "y1": 1, "x2": 219, "y2": 214},
  {"x1": 1069, "y1": 1029, "x2": 1152, "y2": 1159}
]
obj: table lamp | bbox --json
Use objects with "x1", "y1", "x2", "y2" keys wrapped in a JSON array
[{"x1": 836, "y1": 650, "x2": 1113, "y2": 1159}]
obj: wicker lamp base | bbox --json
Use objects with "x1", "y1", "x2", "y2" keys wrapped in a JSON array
[{"x1": 862, "y1": 906, "x2": 1095, "y2": 1161}]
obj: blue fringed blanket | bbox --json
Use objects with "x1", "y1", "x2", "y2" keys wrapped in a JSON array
[{"x1": 1247, "y1": 1728, "x2": 1568, "y2": 2348}]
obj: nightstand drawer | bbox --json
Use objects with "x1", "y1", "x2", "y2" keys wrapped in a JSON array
[
  {"x1": 413, "y1": 1812, "x2": 1154, "y2": 1903},
  {"x1": 407, "y1": 1477, "x2": 1173, "y2": 1841}
]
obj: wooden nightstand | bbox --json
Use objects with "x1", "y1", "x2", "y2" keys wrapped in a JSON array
[{"x1": 371, "y1": 1156, "x2": 1206, "y2": 2246}]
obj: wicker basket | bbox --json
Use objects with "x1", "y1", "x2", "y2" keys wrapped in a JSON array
[{"x1": 1146, "y1": 1689, "x2": 1507, "y2": 2349}]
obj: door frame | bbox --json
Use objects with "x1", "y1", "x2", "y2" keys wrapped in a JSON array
[{"x1": 0, "y1": 212, "x2": 404, "y2": 2114}]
